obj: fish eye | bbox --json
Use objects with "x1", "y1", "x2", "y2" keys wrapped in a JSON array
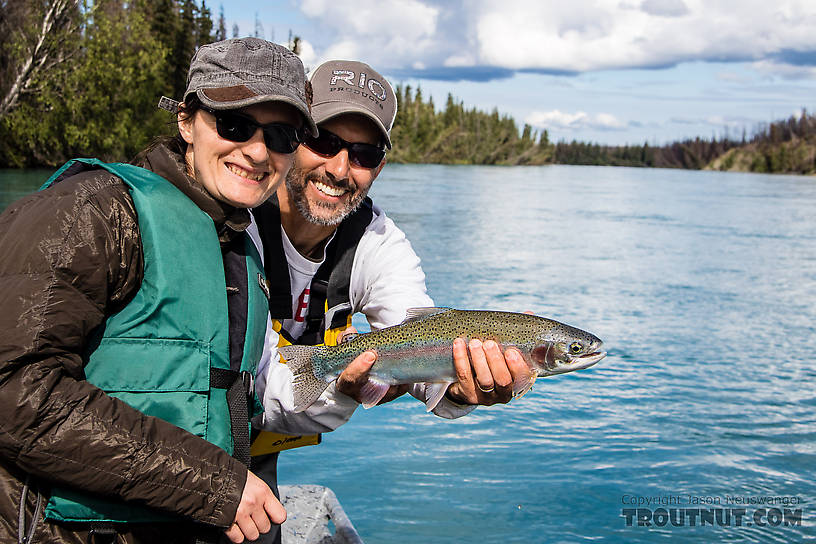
[{"x1": 569, "y1": 342, "x2": 583, "y2": 354}]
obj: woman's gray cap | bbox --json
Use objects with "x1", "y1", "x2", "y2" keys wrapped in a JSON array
[
  {"x1": 184, "y1": 37, "x2": 317, "y2": 136},
  {"x1": 309, "y1": 60, "x2": 396, "y2": 149}
]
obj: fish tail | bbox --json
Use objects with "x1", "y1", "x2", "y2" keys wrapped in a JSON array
[{"x1": 277, "y1": 344, "x2": 332, "y2": 412}]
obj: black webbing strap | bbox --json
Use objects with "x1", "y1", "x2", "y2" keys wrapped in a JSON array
[
  {"x1": 325, "y1": 198, "x2": 373, "y2": 330},
  {"x1": 298, "y1": 273, "x2": 330, "y2": 346},
  {"x1": 297, "y1": 198, "x2": 374, "y2": 345},
  {"x1": 251, "y1": 197, "x2": 293, "y2": 318},
  {"x1": 193, "y1": 530, "x2": 223, "y2": 544},
  {"x1": 210, "y1": 368, "x2": 253, "y2": 467},
  {"x1": 87, "y1": 522, "x2": 117, "y2": 543}
]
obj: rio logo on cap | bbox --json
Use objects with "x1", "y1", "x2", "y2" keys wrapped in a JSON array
[{"x1": 329, "y1": 70, "x2": 388, "y2": 102}]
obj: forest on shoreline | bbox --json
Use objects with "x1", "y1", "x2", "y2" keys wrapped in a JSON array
[{"x1": 2, "y1": 0, "x2": 814, "y2": 175}]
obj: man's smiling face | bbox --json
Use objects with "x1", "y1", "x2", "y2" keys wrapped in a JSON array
[{"x1": 285, "y1": 114, "x2": 385, "y2": 226}]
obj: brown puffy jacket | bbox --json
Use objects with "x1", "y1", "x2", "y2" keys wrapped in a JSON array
[{"x1": 0, "y1": 143, "x2": 253, "y2": 543}]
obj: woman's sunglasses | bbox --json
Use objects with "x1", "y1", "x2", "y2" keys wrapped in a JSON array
[
  {"x1": 201, "y1": 106, "x2": 302, "y2": 154},
  {"x1": 302, "y1": 128, "x2": 386, "y2": 169}
]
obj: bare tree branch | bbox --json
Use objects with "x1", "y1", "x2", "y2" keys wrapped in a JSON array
[{"x1": 0, "y1": 0, "x2": 80, "y2": 119}]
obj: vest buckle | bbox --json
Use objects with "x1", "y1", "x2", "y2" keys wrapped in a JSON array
[{"x1": 241, "y1": 370, "x2": 254, "y2": 397}]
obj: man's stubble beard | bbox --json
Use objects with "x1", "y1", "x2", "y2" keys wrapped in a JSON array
[{"x1": 285, "y1": 166, "x2": 370, "y2": 227}]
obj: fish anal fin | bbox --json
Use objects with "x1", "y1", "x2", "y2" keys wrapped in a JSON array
[
  {"x1": 424, "y1": 382, "x2": 452, "y2": 412},
  {"x1": 359, "y1": 377, "x2": 391, "y2": 409},
  {"x1": 402, "y1": 307, "x2": 451, "y2": 324}
]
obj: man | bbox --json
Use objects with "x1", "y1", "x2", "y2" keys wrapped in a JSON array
[{"x1": 246, "y1": 60, "x2": 530, "y2": 542}]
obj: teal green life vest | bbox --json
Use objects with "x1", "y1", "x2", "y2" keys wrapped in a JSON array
[{"x1": 38, "y1": 159, "x2": 268, "y2": 524}]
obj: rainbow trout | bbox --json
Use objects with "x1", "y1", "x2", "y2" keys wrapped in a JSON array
[{"x1": 278, "y1": 307, "x2": 606, "y2": 412}]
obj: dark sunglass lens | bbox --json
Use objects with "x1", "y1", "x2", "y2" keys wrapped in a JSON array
[
  {"x1": 350, "y1": 144, "x2": 385, "y2": 168},
  {"x1": 302, "y1": 129, "x2": 384, "y2": 168},
  {"x1": 262, "y1": 125, "x2": 299, "y2": 154},
  {"x1": 304, "y1": 132, "x2": 343, "y2": 156},
  {"x1": 215, "y1": 113, "x2": 255, "y2": 142}
]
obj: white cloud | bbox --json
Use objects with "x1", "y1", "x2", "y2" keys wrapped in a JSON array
[
  {"x1": 474, "y1": 0, "x2": 802, "y2": 72},
  {"x1": 297, "y1": 40, "x2": 318, "y2": 72},
  {"x1": 641, "y1": 0, "x2": 690, "y2": 17},
  {"x1": 300, "y1": 0, "x2": 439, "y2": 65},
  {"x1": 444, "y1": 53, "x2": 477, "y2": 67},
  {"x1": 293, "y1": 0, "x2": 816, "y2": 77},
  {"x1": 750, "y1": 59, "x2": 816, "y2": 80},
  {"x1": 703, "y1": 115, "x2": 754, "y2": 128},
  {"x1": 527, "y1": 110, "x2": 627, "y2": 131},
  {"x1": 671, "y1": 114, "x2": 757, "y2": 135}
]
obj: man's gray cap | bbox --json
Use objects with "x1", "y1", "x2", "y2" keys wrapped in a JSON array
[
  {"x1": 309, "y1": 60, "x2": 396, "y2": 148},
  {"x1": 183, "y1": 37, "x2": 317, "y2": 136}
]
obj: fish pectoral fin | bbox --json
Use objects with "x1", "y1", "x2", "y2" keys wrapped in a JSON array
[
  {"x1": 424, "y1": 382, "x2": 453, "y2": 412},
  {"x1": 512, "y1": 369, "x2": 538, "y2": 400},
  {"x1": 359, "y1": 377, "x2": 391, "y2": 409},
  {"x1": 401, "y1": 307, "x2": 452, "y2": 324}
]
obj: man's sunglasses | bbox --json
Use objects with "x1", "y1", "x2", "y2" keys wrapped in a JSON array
[
  {"x1": 302, "y1": 128, "x2": 386, "y2": 169},
  {"x1": 200, "y1": 106, "x2": 302, "y2": 154}
]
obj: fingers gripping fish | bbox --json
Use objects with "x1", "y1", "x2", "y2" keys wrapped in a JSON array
[{"x1": 277, "y1": 307, "x2": 606, "y2": 412}]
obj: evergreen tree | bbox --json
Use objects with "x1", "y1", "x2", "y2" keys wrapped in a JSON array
[
  {"x1": 196, "y1": 0, "x2": 213, "y2": 46},
  {"x1": 173, "y1": 0, "x2": 197, "y2": 98},
  {"x1": 254, "y1": 12, "x2": 263, "y2": 39},
  {"x1": 215, "y1": 3, "x2": 226, "y2": 40},
  {"x1": 288, "y1": 31, "x2": 302, "y2": 55},
  {"x1": 137, "y1": 0, "x2": 181, "y2": 99}
]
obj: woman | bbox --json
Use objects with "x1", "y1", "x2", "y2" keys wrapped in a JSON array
[{"x1": 0, "y1": 37, "x2": 316, "y2": 543}]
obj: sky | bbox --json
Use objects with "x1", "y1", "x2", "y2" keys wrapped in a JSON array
[{"x1": 218, "y1": 0, "x2": 816, "y2": 145}]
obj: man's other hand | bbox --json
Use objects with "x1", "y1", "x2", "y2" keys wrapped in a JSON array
[{"x1": 445, "y1": 338, "x2": 532, "y2": 406}]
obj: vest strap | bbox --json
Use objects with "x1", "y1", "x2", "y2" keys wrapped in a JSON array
[
  {"x1": 252, "y1": 197, "x2": 292, "y2": 319},
  {"x1": 210, "y1": 368, "x2": 254, "y2": 466},
  {"x1": 88, "y1": 522, "x2": 117, "y2": 543}
]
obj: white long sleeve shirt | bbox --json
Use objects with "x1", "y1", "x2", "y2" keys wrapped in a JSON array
[{"x1": 247, "y1": 202, "x2": 474, "y2": 435}]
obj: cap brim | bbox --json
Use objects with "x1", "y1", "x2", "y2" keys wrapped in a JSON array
[
  {"x1": 311, "y1": 102, "x2": 392, "y2": 149},
  {"x1": 196, "y1": 88, "x2": 319, "y2": 137}
]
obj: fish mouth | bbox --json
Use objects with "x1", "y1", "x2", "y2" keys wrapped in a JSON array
[{"x1": 548, "y1": 351, "x2": 606, "y2": 375}]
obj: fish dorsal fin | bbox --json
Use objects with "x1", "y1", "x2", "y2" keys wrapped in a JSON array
[{"x1": 401, "y1": 307, "x2": 451, "y2": 324}]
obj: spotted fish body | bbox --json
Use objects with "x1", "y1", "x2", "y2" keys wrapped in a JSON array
[{"x1": 278, "y1": 307, "x2": 606, "y2": 412}]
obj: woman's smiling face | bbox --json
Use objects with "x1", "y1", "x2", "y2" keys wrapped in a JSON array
[{"x1": 179, "y1": 102, "x2": 301, "y2": 209}]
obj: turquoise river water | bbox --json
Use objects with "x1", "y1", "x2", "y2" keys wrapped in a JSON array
[{"x1": 1, "y1": 164, "x2": 814, "y2": 543}]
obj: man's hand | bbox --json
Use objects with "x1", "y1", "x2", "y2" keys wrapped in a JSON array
[
  {"x1": 445, "y1": 338, "x2": 532, "y2": 406},
  {"x1": 224, "y1": 470, "x2": 286, "y2": 543},
  {"x1": 334, "y1": 326, "x2": 408, "y2": 405},
  {"x1": 335, "y1": 349, "x2": 409, "y2": 404}
]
